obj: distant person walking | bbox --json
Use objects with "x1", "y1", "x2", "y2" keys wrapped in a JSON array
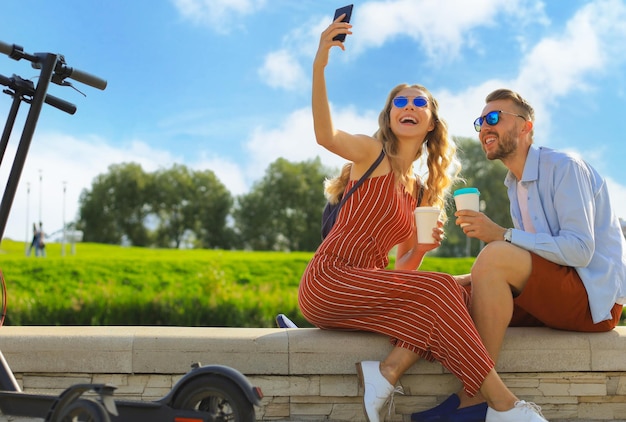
[
  {"x1": 26, "y1": 223, "x2": 39, "y2": 256},
  {"x1": 37, "y1": 222, "x2": 46, "y2": 257}
]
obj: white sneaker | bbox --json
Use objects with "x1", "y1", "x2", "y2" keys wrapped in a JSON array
[
  {"x1": 356, "y1": 361, "x2": 402, "y2": 422},
  {"x1": 486, "y1": 400, "x2": 548, "y2": 422}
]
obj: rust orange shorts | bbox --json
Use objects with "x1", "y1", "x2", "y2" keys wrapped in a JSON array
[{"x1": 510, "y1": 253, "x2": 622, "y2": 332}]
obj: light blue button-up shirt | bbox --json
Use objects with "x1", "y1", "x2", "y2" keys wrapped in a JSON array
[{"x1": 505, "y1": 145, "x2": 626, "y2": 324}]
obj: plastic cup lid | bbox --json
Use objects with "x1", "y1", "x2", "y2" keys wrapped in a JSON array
[{"x1": 453, "y1": 187, "x2": 480, "y2": 196}]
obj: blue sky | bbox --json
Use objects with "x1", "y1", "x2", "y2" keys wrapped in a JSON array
[{"x1": 1, "y1": 0, "x2": 625, "y2": 242}]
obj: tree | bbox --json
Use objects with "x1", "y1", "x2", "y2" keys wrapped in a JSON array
[
  {"x1": 190, "y1": 169, "x2": 234, "y2": 249},
  {"x1": 150, "y1": 165, "x2": 195, "y2": 248},
  {"x1": 77, "y1": 163, "x2": 151, "y2": 245},
  {"x1": 233, "y1": 157, "x2": 331, "y2": 251},
  {"x1": 150, "y1": 165, "x2": 233, "y2": 249},
  {"x1": 436, "y1": 137, "x2": 513, "y2": 257},
  {"x1": 78, "y1": 163, "x2": 233, "y2": 249},
  {"x1": 233, "y1": 186, "x2": 274, "y2": 251}
]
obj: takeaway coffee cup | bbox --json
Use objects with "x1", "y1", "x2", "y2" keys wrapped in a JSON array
[
  {"x1": 414, "y1": 206, "x2": 441, "y2": 244},
  {"x1": 453, "y1": 187, "x2": 481, "y2": 227}
]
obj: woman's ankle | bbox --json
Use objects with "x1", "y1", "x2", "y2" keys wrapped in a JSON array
[
  {"x1": 379, "y1": 361, "x2": 400, "y2": 385},
  {"x1": 458, "y1": 391, "x2": 486, "y2": 408}
]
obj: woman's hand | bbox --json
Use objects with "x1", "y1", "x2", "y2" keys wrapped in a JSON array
[
  {"x1": 395, "y1": 219, "x2": 444, "y2": 270},
  {"x1": 314, "y1": 15, "x2": 353, "y2": 69},
  {"x1": 416, "y1": 219, "x2": 444, "y2": 253}
]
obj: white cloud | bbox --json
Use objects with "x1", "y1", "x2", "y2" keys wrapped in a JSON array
[
  {"x1": 294, "y1": 0, "x2": 547, "y2": 62},
  {"x1": 516, "y1": 0, "x2": 626, "y2": 103},
  {"x1": 255, "y1": 15, "x2": 326, "y2": 91},
  {"x1": 0, "y1": 132, "x2": 246, "y2": 241},
  {"x1": 348, "y1": 0, "x2": 513, "y2": 59},
  {"x1": 258, "y1": 0, "x2": 547, "y2": 91},
  {"x1": 190, "y1": 154, "x2": 248, "y2": 196},
  {"x1": 439, "y1": 0, "x2": 626, "y2": 150},
  {"x1": 258, "y1": 50, "x2": 307, "y2": 91},
  {"x1": 171, "y1": 0, "x2": 267, "y2": 33},
  {"x1": 243, "y1": 104, "x2": 379, "y2": 180},
  {"x1": 0, "y1": 134, "x2": 158, "y2": 241}
]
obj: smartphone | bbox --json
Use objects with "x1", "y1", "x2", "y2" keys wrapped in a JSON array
[{"x1": 332, "y1": 4, "x2": 353, "y2": 42}]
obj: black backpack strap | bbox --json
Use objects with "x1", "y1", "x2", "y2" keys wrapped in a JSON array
[
  {"x1": 336, "y1": 149, "x2": 386, "y2": 209},
  {"x1": 321, "y1": 149, "x2": 386, "y2": 239},
  {"x1": 416, "y1": 180, "x2": 424, "y2": 207}
]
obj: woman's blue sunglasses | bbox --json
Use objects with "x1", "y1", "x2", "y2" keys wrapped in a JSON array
[
  {"x1": 474, "y1": 110, "x2": 527, "y2": 132},
  {"x1": 393, "y1": 96, "x2": 428, "y2": 108}
]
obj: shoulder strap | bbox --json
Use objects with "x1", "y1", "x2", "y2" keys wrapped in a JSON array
[
  {"x1": 416, "y1": 180, "x2": 424, "y2": 206},
  {"x1": 335, "y1": 149, "x2": 386, "y2": 210}
]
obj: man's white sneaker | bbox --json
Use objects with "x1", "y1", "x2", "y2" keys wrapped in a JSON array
[{"x1": 486, "y1": 400, "x2": 548, "y2": 422}]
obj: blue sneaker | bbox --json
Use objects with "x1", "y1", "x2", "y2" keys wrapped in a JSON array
[
  {"x1": 446, "y1": 402, "x2": 487, "y2": 422},
  {"x1": 276, "y1": 314, "x2": 298, "y2": 328},
  {"x1": 412, "y1": 394, "x2": 459, "y2": 422},
  {"x1": 411, "y1": 394, "x2": 488, "y2": 422}
]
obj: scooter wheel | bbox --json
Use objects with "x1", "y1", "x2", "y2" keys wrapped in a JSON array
[
  {"x1": 57, "y1": 398, "x2": 111, "y2": 422},
  {"x1": 172, "y1": 374, "x2": 255, "y2": 422}
]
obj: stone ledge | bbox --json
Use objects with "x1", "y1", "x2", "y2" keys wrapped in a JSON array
[
  {"x1": 1, "y1": 326, "x2": 625, "y2": 374},
  {"x1": 0, "y1": 326, "x2": 625, "y2": 421}
]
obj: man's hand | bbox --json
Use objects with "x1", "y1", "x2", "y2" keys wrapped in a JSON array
[{"x1": 455, "y1": 210, "x2": 505, "y2": 243}]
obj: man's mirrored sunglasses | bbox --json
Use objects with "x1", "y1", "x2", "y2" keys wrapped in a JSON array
[{"x1": 474, "y1": 110, "x2": 527, "y2": 132}]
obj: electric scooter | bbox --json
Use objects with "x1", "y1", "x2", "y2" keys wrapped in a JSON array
[{"x1": 0, "y1": 40, "x2": 263, "y2": 422}]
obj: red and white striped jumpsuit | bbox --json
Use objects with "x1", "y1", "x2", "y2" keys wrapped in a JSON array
[{"x1": 298, "y1": 172, "x2": 494, "y2": 396}]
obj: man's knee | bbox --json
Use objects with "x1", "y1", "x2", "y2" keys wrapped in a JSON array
[
  {"x1": 471, "y1": 242, "x2": 532, "y2": 288},
  {"x1": 471, "y1": 242, "x2": 509, "y2": 278}
]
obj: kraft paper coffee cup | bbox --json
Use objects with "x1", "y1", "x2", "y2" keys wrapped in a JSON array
[
  {"x1": 453, "y1": 187, "x2": 480, "y2": 227},
  {"x1": 414, "y1": 206, "x2": 441, "y2": 244}
]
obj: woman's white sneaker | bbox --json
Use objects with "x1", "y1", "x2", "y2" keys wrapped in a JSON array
[
  {"x1": 486, "y1": 400, "x2": 548, "y2": 422},
  {"x1": 356, "y1": 361, "x2": 401, "y2": 422}
]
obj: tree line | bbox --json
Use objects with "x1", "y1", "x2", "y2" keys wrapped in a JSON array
[{"x1": 75, "y1": 137, "x2": 513, "y2": 256}]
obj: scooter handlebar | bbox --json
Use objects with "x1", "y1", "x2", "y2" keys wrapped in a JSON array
[
  {"x1": 0, "y1": 40, "x2": 13, "y2": 56},
  {"x1": 62, "y1": 66, "x2": 107, "y2": 91},
  {"x1": 44, "y1": 93, "x2": 77, "y2": 115},
  {"x1": 1, "y1": 40, "x2": 107, "y2": 91},
  {"x1": 1, "y1": 74, "x2": 77, "y2": 115}
]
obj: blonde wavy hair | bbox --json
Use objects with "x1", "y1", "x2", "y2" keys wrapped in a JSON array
[{"x1": 324, "y1": 83, "x2": 459, "y2": 212}]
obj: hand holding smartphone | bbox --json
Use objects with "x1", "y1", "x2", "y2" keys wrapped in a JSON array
[{"x1": 332, "y1": 4, "x2": 353, "y2": 42}]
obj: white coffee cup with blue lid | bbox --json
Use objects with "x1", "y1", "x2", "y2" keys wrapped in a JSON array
[
  {"x1": 453, "y1": 187, "x2": 480, "y2": 198},
  {"x1": 453, "y1": 188, "x2": 480, "y2": 226}
]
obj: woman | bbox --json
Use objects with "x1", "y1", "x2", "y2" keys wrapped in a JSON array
[{"x1": 297, "y1": 15, "x2": 548, "y2": 422}]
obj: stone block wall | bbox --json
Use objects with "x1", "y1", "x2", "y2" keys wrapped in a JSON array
[{"x1": 0, "y1": 326, "x2": 625, "y2": 421}]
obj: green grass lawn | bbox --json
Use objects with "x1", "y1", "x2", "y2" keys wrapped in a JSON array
[{"x1": 2, "y1": 238, "x2": 621, "y2": 327}]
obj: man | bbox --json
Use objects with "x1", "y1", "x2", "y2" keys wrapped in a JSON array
[{"x1": 412, "y1": 88, "x2": 626, "y2": 422}]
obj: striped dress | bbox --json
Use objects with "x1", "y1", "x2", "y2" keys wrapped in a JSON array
[{"x1": 298, "y1": 172, "x2": 494, "y2": 395}]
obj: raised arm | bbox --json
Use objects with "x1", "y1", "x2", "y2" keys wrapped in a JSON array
[
  {"x1": 312, "y1": 17, "x2": 377, "y2": 164},
  {"x1": 311, "y1": 19, "x2": 345, "y2": 150}
]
